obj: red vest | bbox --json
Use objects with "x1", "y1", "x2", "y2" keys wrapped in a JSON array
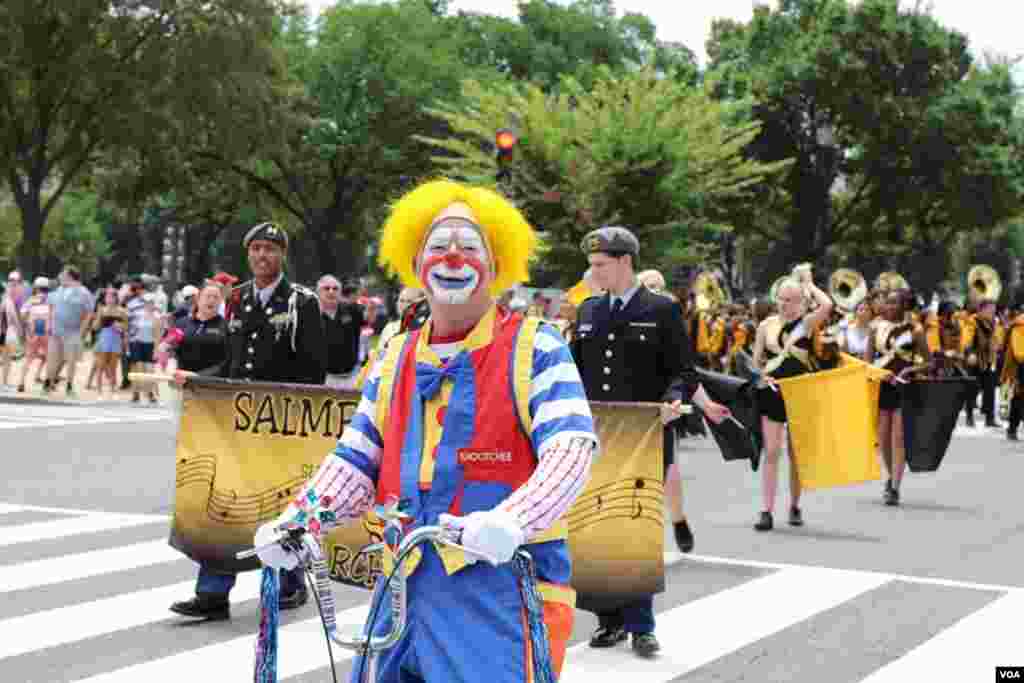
[{"x1": 376, "y1": 310, "x2": 535, "y2": 517}]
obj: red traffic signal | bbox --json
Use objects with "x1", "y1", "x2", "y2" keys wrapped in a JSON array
[{"x1": 495, "y1": 129, "x2": 517, "y2": 152}]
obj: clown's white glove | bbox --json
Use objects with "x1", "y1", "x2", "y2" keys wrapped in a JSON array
[
  {"x1": 438, "y1": 509, "x2": 525, "y2": 566},
  {"x1": 253, "y1": 521, "x2": 300, "y2": 571}
]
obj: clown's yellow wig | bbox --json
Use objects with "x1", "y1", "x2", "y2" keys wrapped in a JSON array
[{"x1": 378, "y1": 179, "x2": 537, "y2": 295}]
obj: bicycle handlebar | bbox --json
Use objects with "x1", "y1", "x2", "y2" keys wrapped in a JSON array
[{"x1": 235, "y1": 503, "x2": 505, "y2": 654}]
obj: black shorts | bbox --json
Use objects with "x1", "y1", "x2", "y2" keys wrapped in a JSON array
[
  {"x1": 129, "y1": 341, "x2": 155, "y2": 364},
  {"x1": 757, "y1": 385, "x2": 787, "y2": 423},
  {"x1": 878, "y1": 381, "x2": 903, "y2": 411}
]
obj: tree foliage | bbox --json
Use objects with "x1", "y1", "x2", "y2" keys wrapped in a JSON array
[
  {"x1": 419, "y1": 67, "x2": 791, "y2": 285},
  {"x1": 706, "y1": 0, "x2": 1024, "y2": 293},
  {"x1": 0, "y1": 0, "x2": 282, "y2": 275}
]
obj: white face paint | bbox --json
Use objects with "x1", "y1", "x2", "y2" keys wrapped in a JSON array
[{"x1": 418, "y1": 218, "x2": 491, "y2": 306}]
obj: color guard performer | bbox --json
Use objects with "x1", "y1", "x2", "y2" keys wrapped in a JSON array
[
  {"x1": 869, "y1": 289, "x2": 927, "y2": 506},
  {"x1": 751, "y1": 265, "x2": 833, "y2": 531}
]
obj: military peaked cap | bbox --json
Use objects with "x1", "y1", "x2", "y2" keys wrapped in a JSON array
[
  {"x1": 581, "y1": 225, "x2": 639, "y2": 256},
  {"x1": 243, "y1": 222, "x2": 289, "y2": 250}
]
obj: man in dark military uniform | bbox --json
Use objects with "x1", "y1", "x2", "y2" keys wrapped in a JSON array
[
  {"x1": 170, "y1": 221, "x2": 326, "y2": 622},
  {"x1": 570, "y1": 225, "x2": 731, "y2": 658}
]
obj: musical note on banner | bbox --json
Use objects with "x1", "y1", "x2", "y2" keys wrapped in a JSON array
[{"x1": 566, "y1": 477, "x2": 663, "y2": 533}]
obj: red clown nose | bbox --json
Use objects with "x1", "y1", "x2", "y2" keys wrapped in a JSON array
[{"x1": 443, "y1": 252, "x2": 466, "y2": 270}]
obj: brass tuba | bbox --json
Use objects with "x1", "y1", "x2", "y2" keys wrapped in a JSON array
[
  {"x1": 768, "y1": 275, "x2": 791, "y2": 304},
  {"x1": 829, "y1": 268, "x2": 867, "y2": 312},
  {"x1": 966, "y1": 264, "x2": 1001, "y2": 304},
  {"x1": 692, "y1": 270, "x2": 730, "y2": 312},
  {"x1": 875, "y1": 271, "x2": 909, "y2": 293}
]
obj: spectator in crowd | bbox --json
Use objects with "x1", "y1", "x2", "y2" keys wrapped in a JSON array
[
  {"x1": 170, "y1": 281, "x2": 227, "y2": 378},
  {"x1": 152, "y1": 281, "x2": 169, "y2": 314},
  {"x1": 17, "y1": 277, "x2": 52, "y2": 392},
  {"x1": 129, "y1": 294, "x2": 163, "y2": 404},
  {"x1": 43, "y1": 266, "x2": 95, "y2": 399},
  {"x1": 172, "y1": 284, "x2": 199, "y2": 324},
  {"x1": 120, "y1": 276, "x2": 146, "y2": 390},
  {"x1": 89, "y1": 288, "x2": 129, "y2": 399},
  {"x1": 318, "y1": 274, "x2": 364, "y2": 389},
  {"x1": 377, "y1": 286, "x2": 427, "y2": 350},
  {"x1": 1, "y1": 271, "x2": 26, "y2": 390}
]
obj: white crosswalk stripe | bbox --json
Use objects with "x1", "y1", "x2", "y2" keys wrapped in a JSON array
[
  {"x1": 0, "y1": 402, "x2": 173, "y2": 430},
  {"x1": 0, "y1": 502, "x2": 1020, "y2": 683}
]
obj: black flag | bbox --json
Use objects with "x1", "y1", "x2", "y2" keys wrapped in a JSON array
[
  {"x1": 694, "y1": 367, "x2": 762, "y2": 471},
  {"x1": 901, "y1": 378, "x2": 976, "y2": 473}
]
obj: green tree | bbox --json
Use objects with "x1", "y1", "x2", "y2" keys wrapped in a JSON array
[
  {"x1": 183, "y1": 0, "x2": 481, "y2": 279},
  {"x1": 706, "y1": 0, "x2": 1024, "y2": 293},
  {"x1": 452, "y1": 0, "x2": 698, "y2": 90},
  {"x1": 419, "y1": 67, "x2": 790, "y2": 286},
  {"x1": 0, "y1": 0, "x2": 282, "y2": 275},
  {"x1": 0, "y1": 189, "x2": 110, "y2": 279}
]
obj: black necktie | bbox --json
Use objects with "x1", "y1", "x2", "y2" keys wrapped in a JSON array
[{"x1": 610, "y1": 298, "x2": 623, "y2": 320}]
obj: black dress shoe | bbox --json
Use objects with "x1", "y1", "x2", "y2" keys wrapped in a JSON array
[
  {"x1": 753, "y1": 511, "x2": 773, "y2": 531},
  {"x1": 673, "y1": 519, "x2": 695, "y2": 553},
  {"x1": 986, "y1": 418, "x2": 1000, "y2": 428},
  {"x1": 169, "y1": 594, "x2": 230, "y2": 620},
  {"x1": 1007, "y1": 430, "x2": 1019, "y2": 441},
  {"x1": 589, "y1": 626, "x2": 627, "y2": 648},
  {"x1": 631, "y1": 632, "x2": 661, "y2": 657},
  {"x1": 965, "y1": 414, "x2": 976, "y2": 428},
  {"x1": 884, "y1": 486, "x2": 900, "y2": 506},
  {"x1": 279, "y1": 586, "x2": 309, "y2": 610},
  {"x1": 788, "y1": 506, "x2": 803, "y2": 526}
]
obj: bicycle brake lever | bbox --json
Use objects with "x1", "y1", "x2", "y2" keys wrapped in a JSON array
[{"x1": 234, "y1": 527, "x2": 306, "y2": 560}]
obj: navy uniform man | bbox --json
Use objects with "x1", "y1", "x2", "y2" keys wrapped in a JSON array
[
  {"x1": 570, "y1": 226, "x2": 731, "y2": 657},
  {"x1": 169, "y1": 221, "x2": 327, "y2": 621}
]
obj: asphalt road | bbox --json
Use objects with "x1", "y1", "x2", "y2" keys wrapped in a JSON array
[{"x1": 0, "y1": 396, "x2": 1020, "y2": 682}]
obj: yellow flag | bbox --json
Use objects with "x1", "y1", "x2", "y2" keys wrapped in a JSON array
[{"x1": 776, "y1": 355, "x2": 885, "y2": 490}]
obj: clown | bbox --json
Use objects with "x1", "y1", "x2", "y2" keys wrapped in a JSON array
[{"x1": 255, "y1": 180, "x2": 597, "y2": 682}]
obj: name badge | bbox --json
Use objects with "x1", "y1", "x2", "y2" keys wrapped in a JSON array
[
  {"x1": 629, "y1": 322, "x2": 657, "y2": 328},
  {"x1": 578, "y1": 323, "x2": 594, "y2": 332},
  {"x1": 458, "y1": 449, "x2": 513, "y2": 465}
]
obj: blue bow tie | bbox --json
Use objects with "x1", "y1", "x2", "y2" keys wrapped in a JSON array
[{"x1": 415, "y1": 353, "x2": 473, "y2": 400}]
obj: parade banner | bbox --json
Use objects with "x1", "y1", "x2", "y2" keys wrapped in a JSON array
[
  {"x1": 170, "y1": 378, "x2": 665, "y2": 607},
  {"x1": 777, "y1": 356, "x2": 886, "y2": 490},
  {"x1": 901, "y1": 378, "x2": 975, "y2": 473}
]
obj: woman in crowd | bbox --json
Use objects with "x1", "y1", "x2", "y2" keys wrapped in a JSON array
[
  {"x1": 90, "y1": 288, "x2": 128, "y2": 399},
  {"x1": 171, "y1": 281, "x2": 227, "y2": 381},
  {"x1": 751, "y1": 266, "x2": 833, "y2": 531},
  {"x1": 129, "y1": 294, "x2": 163, "y2": 404},
  {"x1": 17, "y1": 278, "x2": 52, "y2": 393},
  {"x1": 0, "y1": 273, "x2": 25, "y2": 390}
]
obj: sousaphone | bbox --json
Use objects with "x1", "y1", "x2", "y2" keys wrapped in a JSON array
[
  {"x1": 966, "y1": 264, "x2": 1001, "y2": 304},
  {"x1": 693, "y1": 270, "x2": 730, "y2": 312},
  {"x1": 829, "y1": 268, "x2": 867, "y2": 312},
  {"x1": 875, "y1": 271, "x2": 909, "y2": 293},
  {"x1": 768, "y1": 275, "x2": 789, "y2": 304}
]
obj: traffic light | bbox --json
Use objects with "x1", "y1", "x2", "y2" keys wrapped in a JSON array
[{"x1": 495, "y1": 128, "x2": 516, "y2": 182}]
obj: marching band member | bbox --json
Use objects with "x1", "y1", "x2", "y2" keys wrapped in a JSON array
[
  {"x1": 869, "y1": 289, "x2": 927, "y2": 506},
  {"x1": 964, "y1": 299, "x2": 1000, "y2": 428},
  {"x1": 254, "y1": 180, "x2": 598, "y2": 681},
  {"x1": 903, "y1": 301, "x2": 967, "y2": 380},
  {"x1": 840, "y1": 300, "x2": 874, "y2": 362},
  {"x1": 999, "y1": 294, "x2": 1024, "y2": 440},
  {"x1": 751, "y1": 266, "x2": 833, "y2": 531}
]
